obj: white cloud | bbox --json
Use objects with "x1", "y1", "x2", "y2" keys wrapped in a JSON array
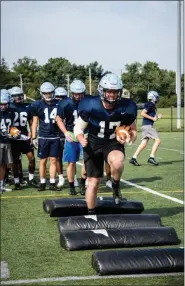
[{"x1": 1, "y1": 1, "x2": 180, "y2": 74}]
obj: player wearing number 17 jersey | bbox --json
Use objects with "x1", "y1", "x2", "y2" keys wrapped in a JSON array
[
  {"x1": 30, "y1": 82, "x2": 60, "y2": 191},
  {"x1": 74, "y1": 73, "x2": 138, "y2": 214}
]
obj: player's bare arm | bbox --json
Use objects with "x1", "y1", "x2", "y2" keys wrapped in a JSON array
[
  {"x1": 56, "y1": 115, "x2": 73, "y2": 142},
  {"x1": 74, "y1": 116, "x2": 88, "y2": 147},
  {"x1": 31, "y1": 116, "x2": 38, "y2": 139},
  {"x1": 130, "y1": 120, "x2": 137, "y2": 143},
  {"x1": 141, "y1": 110, "x2": 158, "y2": 121}
]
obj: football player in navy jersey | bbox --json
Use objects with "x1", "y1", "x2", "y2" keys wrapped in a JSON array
[
  {"x1": 74, "y1": 73, "x2": 137, "y2": 214},
  {"x1": 31, "y1": 82, "x2": 61, "y2": 191},
  {"x1": 0, "y1": 90, "x2": 14, "y2": 193},
  {"x1": 9, "y1": 87, "x2": 38, "y2": 190},
  {"x1": 56, "y1": 79, "x2": 87, "y2": 196},
  {"x1": 54, "y1": 87, "x2": 67, "y2": 188},
  {"x1": 129, "y1": 91, "x2": 161, "y2": 166}
]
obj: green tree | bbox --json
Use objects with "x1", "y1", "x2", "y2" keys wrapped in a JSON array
[
  {"x1": 12, "y1": 57, "x2": 41, "y2": 95},
  {"x1": 122, "y1": 62, "x2": 145, "y2": 102},
  {"x1": 0, "y1": 58, "x2": 18, "y2": 89},
  {"x1": 40, "y1": 57, "x2": 72, "y2": 87}
]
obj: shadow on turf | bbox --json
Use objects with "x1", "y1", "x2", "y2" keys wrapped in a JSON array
[
  {"x1": 157, "y1": 159, "x2": 184, "y2": 165},
  {"x1": 98, "y1": 176, "x2": 163, "y2": 193},
  {"x1": 139, "y1": 159, "x2": 184, "y2": 166},
  {"x1": 125, "y1": 176, "x2": 163, "y2": 184},
  {"x1": 144, "y1": 206, "x2": 184, "y2": 218}
]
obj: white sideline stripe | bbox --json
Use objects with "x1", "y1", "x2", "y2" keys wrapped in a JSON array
[
  {"x1": 76, "y1": 162, "x2": 184, "y2": 205},
  {"x1": 1, "y1": 273, "x2": 183, "y2": 285},
  {"x1": 0, "y1": 261, "x2": 10, "y2": 279}
]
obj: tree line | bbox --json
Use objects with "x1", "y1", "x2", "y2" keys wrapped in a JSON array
[{"x1": 0, "y1": 56, "x2": 184, "y2": 107}]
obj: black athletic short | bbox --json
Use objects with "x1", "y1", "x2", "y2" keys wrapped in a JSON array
[
  {"x1": 83, "y1": 139, "x2": 125, "y2": 178},
  {"x1": 11, "y1": 139, "x2": 34, "y2": 161}
]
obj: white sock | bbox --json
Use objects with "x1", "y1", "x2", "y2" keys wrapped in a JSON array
[
  {"x1": 50, "y1": 179, "x2": 55, "y2": 184},
  {"x1": 40, "y1": 178, "x2": 46, "y2": 184},
  {"x1": 58, "y1": 174, "x2": 64, "y2": 180},
  {"x1": 133, "y1": 155, "x2": 137, "y2": 159},
  {"x1": 14, "y1": 178, "x2": 20, "y2": 184},
  {"x1": 150, "y1": 154, "x2": 154, "y2": 158},
  {"x1": 0, "y1": 180, "x2": 3, "y2": 187},
  {"x1": 29, "y1": 173, "x2": 34, "y2": 181}
]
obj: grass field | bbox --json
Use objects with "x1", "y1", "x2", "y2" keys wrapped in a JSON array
[{"x1": 1, "y1": 132, "x2": 184, "y2": 286}]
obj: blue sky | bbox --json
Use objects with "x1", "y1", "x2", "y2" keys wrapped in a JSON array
[{"x1": 1, "y1": 1, "x2": 182, "y2": 75}]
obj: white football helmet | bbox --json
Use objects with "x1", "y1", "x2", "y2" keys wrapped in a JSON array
[
  {"x1": 147, "y1": 91, "x2": 159, "y2": 103},
  {"x1": 40, "y1": 82, "x2": 55, "y2": 102},
  {"x1": 54, "y1": 87, "x2": 67, "y2": 100},
  {"x1": 70, "y1": 79, "x2": 85, "y2": 102},
  {"x1": 98, "y1": 73, "x2": 123, "y2": 105},
  {"x1": 11, "y1": 86, "x2": 24, "y2": 103},
  {"x1": 0, "y1": 89, "x2": 10, "y2": 111}
]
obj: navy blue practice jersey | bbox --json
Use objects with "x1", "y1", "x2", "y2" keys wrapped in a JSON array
[
  {"x1": 78, "y1": 96, "x2": 137, "y2": 144},
  {"x1": 57, "y1": 97, "x2": 79, "y2": 132},
  {"x1": 9, "y1": 102, "x2": 32, "y2": 135},
  {"x1": 0, "y1": 110, "x2": 13, "y2": 143},
  {"x1": 142, "y1": 102, "x2": 157, "y2": 126},
  {"x1": 30, "y1": 99, "x2": 60, "y2": 138}
]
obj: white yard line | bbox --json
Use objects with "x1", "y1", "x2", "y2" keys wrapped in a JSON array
[
  {"x1": 1, "y1": 273, "x2": 183, "y2": 285},
  {"x1": 159, "y1": 147, "x2": 184, "y2": 154},
  {"x1": 0, "y1": 262, "x2": 10, "y2": 279},
  {"x1": 76, "y1": 163, "x2": 184, "y2": 205},
  {"x1": 147, "y1": 147, "x2": 184, "y2": 154}
]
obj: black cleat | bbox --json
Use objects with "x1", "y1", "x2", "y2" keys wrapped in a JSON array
[
  {"x1": 4, "y1": 177, "x2": 14, "y2": 186},
  {"x1": 20, "y1": 178, "x2": 28, "y2": 186},
  {"x1": 14, "y1": 183, "x2": 21, "y2": 190},
  {"x1": 38, "y1": 183, "x2": 46, "y2": 192},
  {"x1": 49, "y1": 183, "x2": 61, "y2": 191},
  {"x1": 129, "y1": 158, "x2": 141, "y2": 166},
  {"x1": 79, "y1": 184, "x2": 86, "y2": 196},
  {"x1": 29, "y1": 179, "x2": 39, "y2": 188},
  {"x1": 147, "y1": 157, "x2": 159, "y2": 166},
  {"x1": 70, "y1": 187, "x2": 77, "y2": 195},
  {"x1": 113, "y1": 189, "x2": 122, "y2": 205}
]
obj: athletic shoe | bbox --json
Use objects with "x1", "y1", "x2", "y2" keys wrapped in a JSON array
[
  {"x1": 49, "y1": 183, "x2": 61, "y2": 191},
  {"x1": 147, "y1": 157, "x2": 159, "y2": 166},
  {"x1": 70, "y1": 188, "x2": 77, "y2": 195},
  {"x1": 79, "y1": 184, "x2": 86, "y2": 196},
  {"x1": 0, "y1": 186, "x2": 12, "y2": 193},
  {"x1": 129, "y1": 158, "x2": 141, "y2": 166},
  {"x1": 14, "y1": 183, "x2": 21, "y2": 190},
  {"x1": 29, "y1": 179, "x2": 39, "y2": 188},
  {"x1": 20, "y1": 178, "x2": 28, "y2": 186},
  {"x1": 38, "y1": 183, "x2": 46, "y2": 192},
  {"x1": 4, "y1": 187, "x2": 12, "y2": 192},
  {"x1": 113, "y1": 189, "x2": 122, "y2": 205}
]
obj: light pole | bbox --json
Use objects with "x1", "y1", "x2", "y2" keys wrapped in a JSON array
[
  {"x1": 176, "y1": 0, "x2": 181, "y2": 129},
  {"x1": 66, "y1": 74, "x2": 70, "y2": 97},
  {"x1": 89, "y1": 68, "x2": 92, "y2": 94},
  {"x1": 19, "y1": 74, "x2": 23, "y2": 90}
]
